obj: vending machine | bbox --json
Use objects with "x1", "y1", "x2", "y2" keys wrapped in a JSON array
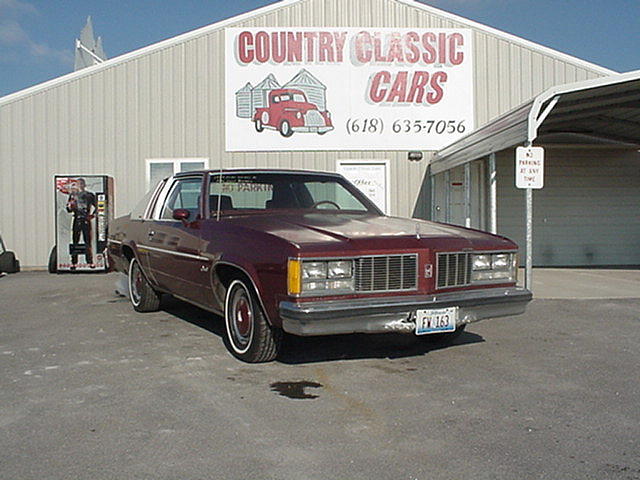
[{"x1": 54, "y1": 175, "x2": 114, "y2": 273}]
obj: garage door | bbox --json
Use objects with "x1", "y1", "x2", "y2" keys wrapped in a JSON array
[{"x1": 496, "y1": 147, "x2": 640, "y2": 266}]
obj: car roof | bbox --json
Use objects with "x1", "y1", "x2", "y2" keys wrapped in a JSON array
[{"x1": 174, "y1": 168, "x2": 343, "y2": 178}]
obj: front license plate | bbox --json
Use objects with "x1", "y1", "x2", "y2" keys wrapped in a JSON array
[{"x1": 415, "y1": 307, "x2": 458, "y2": 335}]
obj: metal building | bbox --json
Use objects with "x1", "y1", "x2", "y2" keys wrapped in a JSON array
[{"x1": 0, "y1": 0, "x2": 638, "y2": 270}]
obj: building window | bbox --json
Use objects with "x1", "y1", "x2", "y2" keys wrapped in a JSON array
[{"x1": 145, "y1": 158, "x2": 209, "y2": 190}]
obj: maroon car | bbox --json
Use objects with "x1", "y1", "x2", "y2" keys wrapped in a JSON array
[
  {"x1": 108, "y1": 170, "x2": 531, "y2": 363},
  {"x1": 253, "y1": 89, "x2": 333, "y2": 137}
]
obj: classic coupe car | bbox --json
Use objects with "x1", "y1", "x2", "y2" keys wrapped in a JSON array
[{"x1": 108, "y1": 169, "x2": 531, "y2": 362}]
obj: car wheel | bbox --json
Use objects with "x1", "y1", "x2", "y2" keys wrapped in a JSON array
[
  {"x1": 48, "y1": 246, "x2": 57, "y2": 274},
  {"x1": 255, "y1": 119, "x2": 264, "y2": 132},
  {"x1": 279, "y1": 120, "x2": 293, "y2": 137},
  {"x1": 421, "y1": 324, "x2": 466, "y2": 346},
  {"x1": 128, "y1": 257, "x2": 160, "y2": 312},
  {"x1": 224, "y1": 278, "x2": 281, "y2": 363}
]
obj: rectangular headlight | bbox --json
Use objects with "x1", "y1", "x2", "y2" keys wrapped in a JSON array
[
  {"x1": 472, "y1": 254, "x2": 492, "y2": 271},
  {"x1": 470, "y1": 252, "x2": 516, "y2": 284},
  {"x1": 492, "y1": 254, "x2": 510, "y2": 269},
  {"x1": 302, "y1": 261, "x2": 328, "y2": 280},
  {"x1": 328, "y1": 260, "x2": 353, "y2": 279},
  {"x1": 294, "y1": 259, "x2": 356, "y2": 296}
]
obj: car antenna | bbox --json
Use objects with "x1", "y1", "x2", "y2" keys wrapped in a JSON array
[{"x1": 216, "y1": 164, "x2": 223, "y2": 221}]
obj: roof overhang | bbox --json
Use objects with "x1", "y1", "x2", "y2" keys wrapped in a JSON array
[
  {"x1": 0, "y1": 0, "x2": 615, "y2": 108},
  {"x1": 431, "y1": 69, "x2": 640, "y2": 175}
]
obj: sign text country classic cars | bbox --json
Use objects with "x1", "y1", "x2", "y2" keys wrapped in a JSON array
[{"x1": 225, "y1": 28, "x2": 474, "y2": 151}]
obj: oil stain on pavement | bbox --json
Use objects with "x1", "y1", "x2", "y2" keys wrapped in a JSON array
[{"x1": 270, "y1": 381, "x2": 323, "y2": 399}]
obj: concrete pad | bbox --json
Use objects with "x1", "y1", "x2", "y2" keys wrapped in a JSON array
[{"x1": 519, "y1": 268, "x2": 640, "y2": 299}]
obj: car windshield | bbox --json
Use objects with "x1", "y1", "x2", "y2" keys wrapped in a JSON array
[
  {"x1": 208, "y1": 173, "x2": 379, "y2": 216},
  {"x1": 277, "y1": 93, "x2": 306, "y2": 103}
]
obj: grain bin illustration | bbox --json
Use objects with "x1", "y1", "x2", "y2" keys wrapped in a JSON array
[
  {"x1": 284, "y1": 69, "x2": 327, "y2": 111},
  {"x1": 235, "y1": 69, "x2": 333, "y2": 137}
]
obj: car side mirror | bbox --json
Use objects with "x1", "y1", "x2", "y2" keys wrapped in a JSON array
[{"x1": 172, "y1": 208, "x2": 190, "y2": 221}]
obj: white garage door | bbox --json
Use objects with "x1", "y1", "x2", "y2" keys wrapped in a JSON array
[{"x1": 496, "y1": 147, "x2": 640, "y2": 266}]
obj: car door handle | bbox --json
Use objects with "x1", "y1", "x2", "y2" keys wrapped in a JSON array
[{"x1": 148, "y1": 230, "x2": 155, "y2": 238}]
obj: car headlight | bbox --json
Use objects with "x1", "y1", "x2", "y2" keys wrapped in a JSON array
[
  {"x1": 471, "y1": 252, "x2": 517, "y2": 284},
  {"x1": 296, "y1": 112, "x2": 302, "y2": 119},
  {"x1": 288, "y1": 259, "x2": 355, "y2": 296},
  {"x1": 302, "y1": 261, "x2": 327, "y2": 280},
  {"x1": 328, "y1": 260, "x2": 352, "y2": 279},
  {"x1": 472, "y1": 254, "x2": 491, "y2": 271}
]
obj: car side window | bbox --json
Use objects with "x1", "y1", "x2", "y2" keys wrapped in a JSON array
[{"x1": 160, "y1": 177, "x2": 202, "y2": 220}]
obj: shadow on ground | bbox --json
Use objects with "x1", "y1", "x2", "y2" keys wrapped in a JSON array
[{"x1": 159, "y1": 295, "x2": 484, "y2": 364}]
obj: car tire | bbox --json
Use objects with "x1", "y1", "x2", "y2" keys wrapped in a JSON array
[
  {"x1": 255, "y1": 119, "x2": 264, "y2": 132},
  {"x1": 421, "y1": 324, "x2": 466, "y2": 346},
  {"x1": 279, "y1": 120, "x2": 293, "y2": 137},
  {"x1": 128, "y1": 257, "x2": 160, "y2": 312},
  {"x1": 224, "y1": 278, "x2": 281, "y2": 363},
  {"x1": 48, "y1": 246, "x2": 57, "y2": 274}
]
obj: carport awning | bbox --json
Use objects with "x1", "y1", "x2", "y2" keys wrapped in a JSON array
[{"x1": 431, "y1": 69, "x2": 640, "y2": 175}]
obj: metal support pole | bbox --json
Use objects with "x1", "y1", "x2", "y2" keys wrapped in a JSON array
[
  {"x1": 489, "y1": 153, "x2": 497, "y2": 234},
  {"x1": 464, "y1": 162, "x2": 471, "y2": 228},
  {"x1": 526, "y1": 187, "x2": 533, "y2": 290},
  {"x1": 430, "y1": 173, "x2": 436, "y2": 221},
  {"x1": 444, "y1": 170, "x2": 451, "y2": 223}
]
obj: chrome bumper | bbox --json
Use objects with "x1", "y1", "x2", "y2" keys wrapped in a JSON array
[
  {"x1": 279, "y1": 287, "x2": 532, "y2": 336},
  {"x1": 292, "y1": 126, "x2": 334, "y2": 133}
]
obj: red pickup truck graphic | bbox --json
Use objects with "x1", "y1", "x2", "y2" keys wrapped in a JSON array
[{"x1": 253, "y1": 89, "x2": 333, "y2": 137}]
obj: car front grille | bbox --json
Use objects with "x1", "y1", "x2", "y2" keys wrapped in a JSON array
[
  {"x1": 354, "y1": 254, "x2": 417, "y2": 293},
  {"x1": 436, "y1": 252, "x2": 472, "y2": 288},
  {"x1": 304, "y1": 110, "x2": 325, "y2": 127}
]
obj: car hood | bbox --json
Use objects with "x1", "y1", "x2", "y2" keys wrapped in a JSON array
[{"x1": 224, "y1": 213, "x2": 516, "y2": 253}]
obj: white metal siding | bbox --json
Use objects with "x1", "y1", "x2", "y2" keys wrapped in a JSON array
[
  {"x1": 0, "y1": 0, "x2": 609, "y2": 265},
  {"x1": 496, "y1": 148, "x2": 640, "y2": 266}
]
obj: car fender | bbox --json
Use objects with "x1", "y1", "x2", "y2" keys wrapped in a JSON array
[{"x1": 212, "y1": 258, "x2": 278, "y2": 327}]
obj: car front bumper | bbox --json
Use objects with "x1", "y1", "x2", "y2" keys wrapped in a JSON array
[
  {"x1": 279, "y1": 287, "x2": 532, "y2": 336},
  {"x1": 292, "y1": 126, "x2": 334, "y2": 133}
]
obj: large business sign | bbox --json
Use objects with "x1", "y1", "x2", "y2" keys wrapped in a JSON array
[{"x1": 225, "y1": 28, "x2": 474, "y2": 151}]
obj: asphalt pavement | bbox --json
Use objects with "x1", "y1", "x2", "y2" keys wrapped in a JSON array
[{"x1": 1, "y1": 271, "x2": 639, "y2": 480}]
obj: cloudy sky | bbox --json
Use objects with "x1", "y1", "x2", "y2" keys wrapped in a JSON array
[{"x1": 1, "y1": 0, "x2": 638, "y2": 97}]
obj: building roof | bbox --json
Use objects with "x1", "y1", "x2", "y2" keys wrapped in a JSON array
[
  {"x1": 0, "y1": 0, "x2": 616, "y2": 108},
  {"x1": 430, "y1": 69, "x2": 640, "y2": 174}
]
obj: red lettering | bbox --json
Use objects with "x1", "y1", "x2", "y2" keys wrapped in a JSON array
[
  {"x1": 318, "y1": 32, "x2": 334, "y2": 62},
  {"x1": 355, "y1": 31, "x2": 372, "y2": 64},
  {"x1": 449, "y1": 33, "x2": 464, "y2": 65},
  {"x1": 271, "y1": 32, "x2": 286, "y2": 63},
  {"x1": 287, "y1": 32, "x2": 303, "y2": 62},
  {"x1": 254, "y1": 31, "x2": 269, "y2": 63},
  {"x1": 373, "y1": 33, "x2": 385, "y2": 62},
  {"x1": 404, "y1": 32, "x2": 420, "y2": 64},
  {"x1": 369, "y1": 71, "x2": 390, "y2": 103},
  {"x1": 387, "y1": 71, "x2": 408, "y2": 102},
  {"x1": 427, "y1": 71, "x2": 447, "y2": 104},
  {"x1": 333, "y1": 32, "x2": 347, "y2": 63},
  {"x1": 303, "y1": 32, "x2": 317, "y2": 62},
  {"x1": 238, "y1": 31, "x2": 253, "y2": 64},
  {"x1": 421, "y1": 32, "x2": 436, "y2": 64},
  {"x1": 387, "y1": 33, "x2": 404, "y2": 63},
  {"x1": 407, "y1": 71, "x2": 430, "y2": 103},
  {"x1": 438, "y1": 33, "x2": 447, "y2": 64}
]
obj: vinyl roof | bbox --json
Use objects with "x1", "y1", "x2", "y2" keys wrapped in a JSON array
[
  {"x1": 431, "y1": 69, "x2": 640, "y2": 175},
  {"x1": 0, "y1": 0, "x2": 615, "y2": 107}
]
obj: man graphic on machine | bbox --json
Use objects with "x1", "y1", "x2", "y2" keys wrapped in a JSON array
[{"x1": 66, "y1": 178, "x2": 97, "y2": 269}]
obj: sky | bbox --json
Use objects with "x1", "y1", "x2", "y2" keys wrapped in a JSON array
[{"x1": 0, "y1": 0, "x2": 638, "y2": 98}]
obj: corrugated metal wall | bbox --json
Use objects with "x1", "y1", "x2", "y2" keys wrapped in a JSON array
[
  {"x1": 0, "y1": 0, "x2": 607, "y2": 265},
  {"x1": 496, "y1": 147, "x2": 640, "y2": 266}
]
